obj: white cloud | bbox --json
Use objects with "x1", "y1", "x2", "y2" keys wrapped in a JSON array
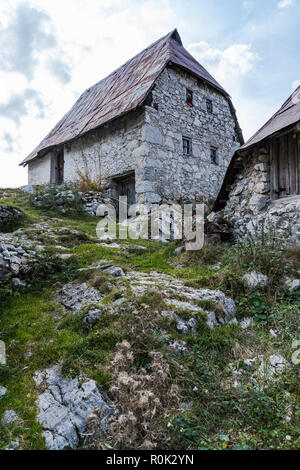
[
  {"x1": 0, "y1": 88, "x2": 45, "y2": 124},
  {"x1": 292, "y1": 79, "x2": 300, "y2": 89},
  {"x1": 0, "y1": 2, "x2": 57, "y2": 80},
  {"x1": 188, "y1": 41, "x2": 261, "y2": 140},
  {"x1": 0, "y1": 0, "x2": 177, "y2": 187},
  {"x1": 277, "y1": 0, "x2": 294, "y2": 9},
  {"x1": 188, "y1": 41, "x2": 259, "y2": 83},
  {"x1": 2, "y1": 132, "x2": 15, "y2": 153}
]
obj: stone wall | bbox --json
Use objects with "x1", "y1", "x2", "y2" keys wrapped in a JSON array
[
  {"x1": 63, "y1": 109, "x2": 144, "y2": 187},
  {"x1": 28, "y1": 153, "x2": 52, "y2": 185},
  {"x1": 138, "y1": 66, "x2": 239, "y2": 204},
  {"x1": 28, "y1": 110, "x2": 144, "y2": 190},
  {"x1": 27, "y1": 65, "x2": 239, "y2": 205},
  {"x1": 223, "y1": 144, "x2": 300, "y2": 246}
]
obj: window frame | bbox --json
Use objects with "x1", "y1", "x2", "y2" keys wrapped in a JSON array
[
  {"x1": 186, "y1": 88, "x2": 193, "y2": 106},
  {"x1": 206, "y1": 98, "x2": 213, "y2": 114},
  {"x1": 182, "y1": 137, "x2": 192, "y2": 156},
  {"x1": 210, "y1": 146, "x2": 218, "y2": 165}
]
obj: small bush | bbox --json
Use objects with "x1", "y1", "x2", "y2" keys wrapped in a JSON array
[
  {"x1": 0, "y1": 205, "x2": 25, "y2": 232},
  {"x1": 86, "y1": 341, "x2": 181, "y2": 450},
  {"x1": 72, "y1": 173, "x2": 105, "y2": 193},
  {"x1": 28, "y1": 252, "x2": 79, "y2": 283},
  {"x1": 182, "y1": 243, "x2": 224, "y2": 266},
  {"x1": 236, "y1": 291, "x2": 274, "y2": 324},
  {"x1": 30, "y1": 186, "x2": 84, "y2": 215},
  {"x1": 235, "y1": 222, "x2": 285, "y2": 278}
]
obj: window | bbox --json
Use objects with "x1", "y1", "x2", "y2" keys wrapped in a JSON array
[
  {"x1": 186, "y1": 88, "x2": 193, "y2": 106},
  {"x1": 206, "y1": 99, "x2": 213, "y2": 113},
  {"x1": 210, "y1": 147, "x2": 218, "y2": 164},
  {"x1": 183, "y1": 137, "x2": 192, "y2": 155}
]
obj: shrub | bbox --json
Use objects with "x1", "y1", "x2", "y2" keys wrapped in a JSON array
[
  {"x1": 182, "y1": 243, "x2": 224, "y2": 266},
  {"x1": 235, "y1": 222, "x2": 285, "y2": 277},
  {"x1": 122, "y1": 301, "x2": 165, "y2": 355},
  {"x1": 0, "y1": 205, "x2": 25, "y2": 232},
  {"x1": 72, "y1": 172, "x2": 105, "y2": 193},
  {"x1": 236, "y1": 291, "x2": 274, "y2": 324},
  {"x1": 30, "y1": 186, "x2": 84, "y2": 215},
  {"x1": 28, "y1": 252, "x2": 79, "y2": 283}
]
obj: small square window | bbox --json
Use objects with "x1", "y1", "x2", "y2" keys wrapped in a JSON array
[
  {"x1": 206, "y1": 99, "x2": 213, "y2": 113},
  {"x1": 183, "y1": 137, "x2": 192, "y2": 155},
  {"x1": 210, "y1": 147, "x2": 218, "y2": 164},
  {"x1": 186, "y1": 88, "x2": 193, "y2": 106}
]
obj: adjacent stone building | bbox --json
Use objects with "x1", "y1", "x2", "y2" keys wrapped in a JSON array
[
  {"x1": 20, "y1": 29, "x2": 242, "y2": 206},
  {"x1": 214, "y1": 86, "x2": 300, "y2": 245}
]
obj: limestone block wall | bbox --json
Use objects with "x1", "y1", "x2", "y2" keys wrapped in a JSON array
[
  {"x1": 137, "y1": 66, "x2": 239, "y2": 204},
  {"x1": 223, "y1": 145, "x2": 300, "y2": 246}
]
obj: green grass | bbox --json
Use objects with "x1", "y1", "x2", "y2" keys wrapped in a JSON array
[
  {"x1": 0, "y1": 287, "x2": 122, "y2": 449},
  {"x1": 0, "y1": 189, "x2": 299, "y2": 450}
]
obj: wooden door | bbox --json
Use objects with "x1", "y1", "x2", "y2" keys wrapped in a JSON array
[
  {"x1": 117, "y1": 175, "x2": 136, "y2": 206},
  {"x1": 56, "y1": 150, "x2": 64, "y2": 185},
  {"x1": 270, "y1": 132, "x2": 299, "y2": 199},
  {"x1": 113, "y1": 173, "x2": 136, "y2": 216},
  {"x1": 119, "y1": 175, "x2": 136, "y2": 206}
]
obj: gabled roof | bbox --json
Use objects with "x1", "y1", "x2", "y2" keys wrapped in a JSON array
[
  {"x1": 21, "y1": 29, "x2": 230, "y2": 166},
  {"x1": 241, "y1": 85, "x2": 300, "y2": 150},
  {"x1": 213, "y1": 86, "x2": 300, "y2": 211}
]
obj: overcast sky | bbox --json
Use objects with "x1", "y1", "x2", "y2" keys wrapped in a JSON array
[{"x1": 0, "y1": 0, "x2": 299, "y2": 187}]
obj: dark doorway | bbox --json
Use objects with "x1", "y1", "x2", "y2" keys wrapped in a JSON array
[
  {"x1": 52, "y1": 149, "x2": 64, "y2": 185},
  {"x1": 110, "y1": 171, "x2": 136, "y2": 215}
]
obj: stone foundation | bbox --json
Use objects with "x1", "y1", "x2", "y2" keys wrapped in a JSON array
[{"x1": 223, "y1": 145, "x2": 300, "y2": 246}]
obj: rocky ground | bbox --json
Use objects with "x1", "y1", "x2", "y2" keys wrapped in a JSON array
[{"x1": 0, "y1": 188, "x2": 299, "y2": 450}]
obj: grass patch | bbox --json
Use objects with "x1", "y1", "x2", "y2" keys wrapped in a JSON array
[{"x1": 0, "y1": 189, "x2": 299, "y2": 450}]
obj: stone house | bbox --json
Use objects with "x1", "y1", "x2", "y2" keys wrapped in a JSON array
[
  {"x1": 214, "y1": 86, "x2": 300, "y2": 245},
  {"x1": 20, "y1": 29, "x2": 243, "y2": 206}
]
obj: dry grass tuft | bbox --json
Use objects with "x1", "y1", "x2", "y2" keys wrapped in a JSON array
[{"x1": 85, "y1": 306, "x2": 181, "y2": 450}]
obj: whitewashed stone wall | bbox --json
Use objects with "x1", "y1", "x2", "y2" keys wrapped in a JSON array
[
  {"x1": 223, "y1": 145, "x2": 300, "y2": 246},
  {"x1": 63, "y1": 110, "x2": 144, "y2": 185},
  {"x1": 28, "y1": 153, "x2": 52, "y2": 185},
  {"x1": 27, "y1": 110, "x2": 144, "y2": 189},
  {"x1": 27, "y1": 65, "x2": 239, "y2": 204}
]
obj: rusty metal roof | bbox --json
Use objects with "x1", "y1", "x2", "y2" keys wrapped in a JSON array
[
  {"x1": 213, "y1": 86, "x2": 300, "y2": 211},
  {"x1": 21, "y1": 29, "x2": 229, "y2": 166},
  {"x1": 241, "y1": 86, "x2": 300, "y2": 150}
]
